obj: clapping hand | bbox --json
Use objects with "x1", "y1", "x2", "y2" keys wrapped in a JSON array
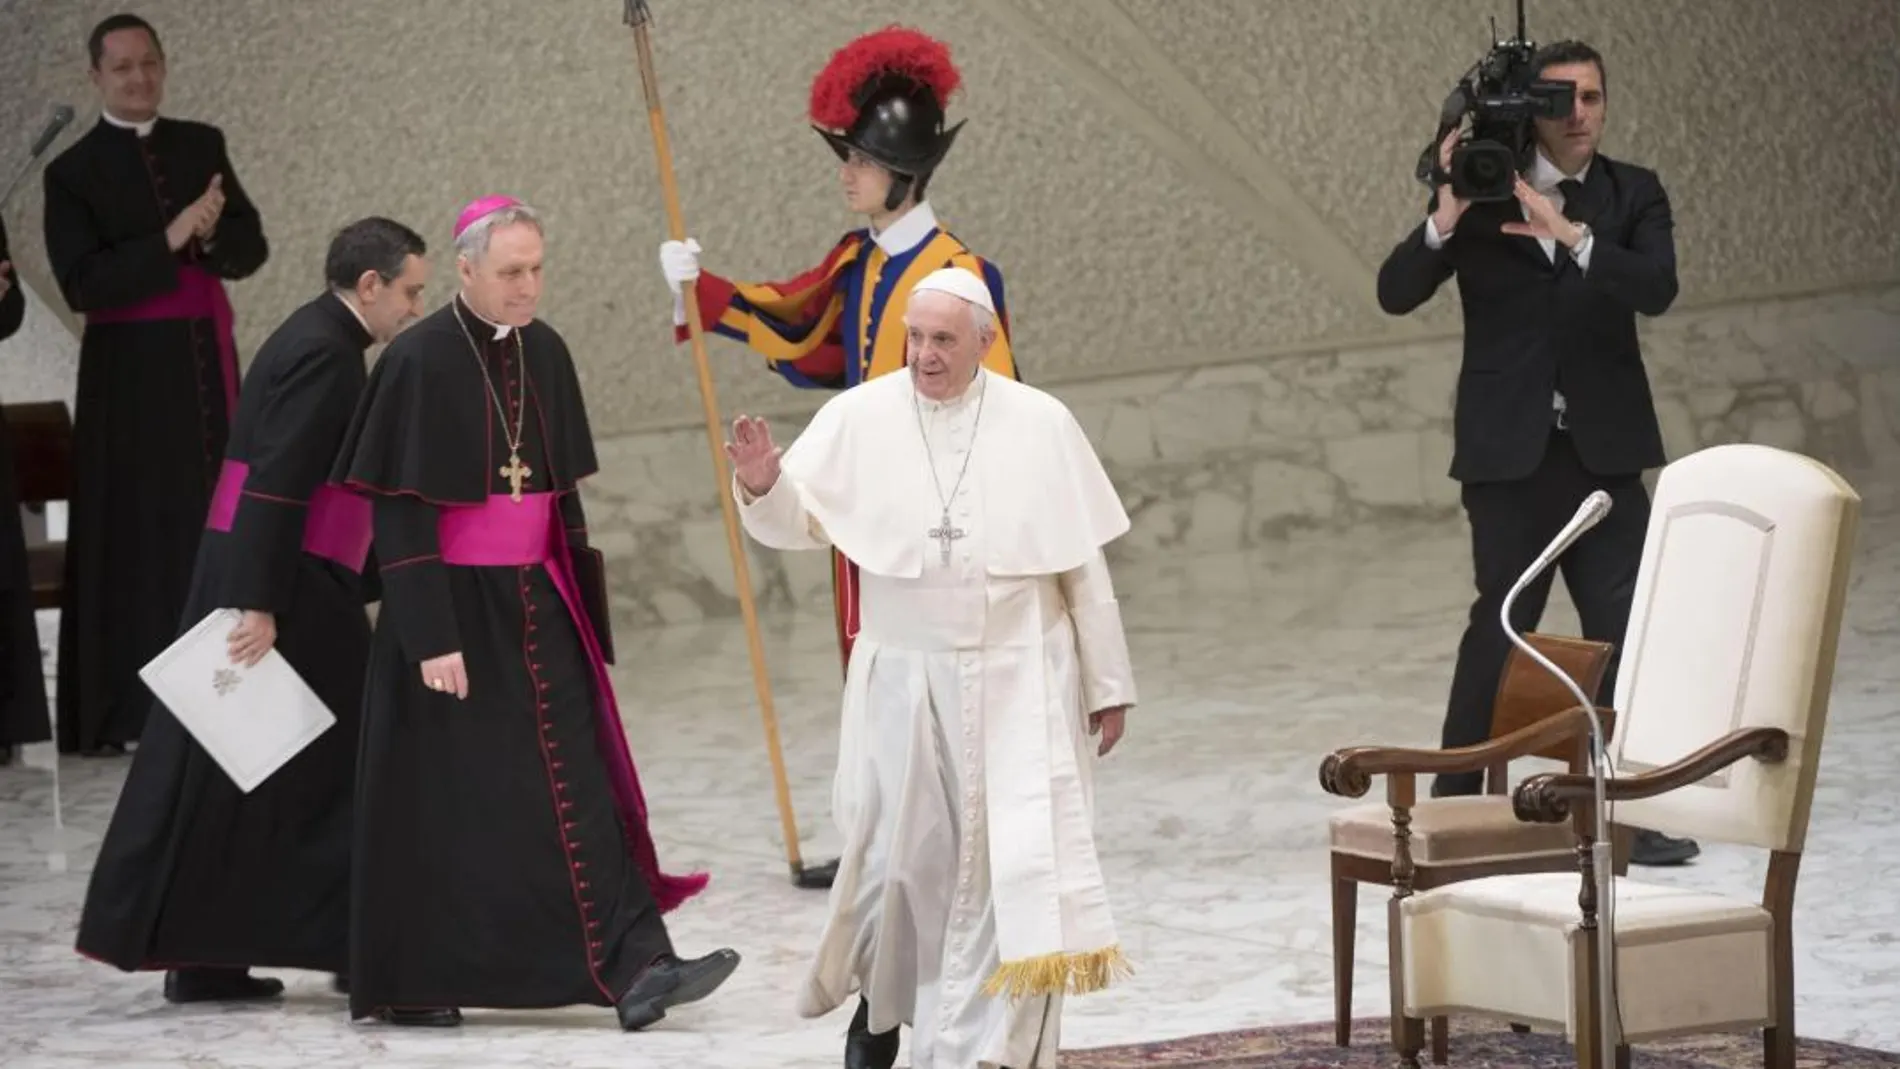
[
  {"x1": 725, "y1": 415, "x2": 782, "y2": 497},
  {"x1": 194, "y1": 174, "x2": 224, "y2": 240},
  {"x1": 165, "y1": 175, "x2": 224, "y2": 251}
]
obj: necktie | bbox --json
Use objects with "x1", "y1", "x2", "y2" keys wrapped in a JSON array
[{"x1": 1558, "y1": 178, "x2": 1584, "y2": 221}]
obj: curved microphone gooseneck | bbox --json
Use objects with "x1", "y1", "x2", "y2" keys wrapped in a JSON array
[{"x1": 1498, "y1": 489, "x2": 1622, "y2": 1062}]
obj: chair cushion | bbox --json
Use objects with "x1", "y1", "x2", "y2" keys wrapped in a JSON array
[
  {"x1": 1400, "y1": 872, "x2": 1773, "y2": 1041},
  {"x1": 1329, "y1": 796, "x2": 1577, "y2": 865}
]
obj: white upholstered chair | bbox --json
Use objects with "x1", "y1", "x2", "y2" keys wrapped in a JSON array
[{"x1": 1394, "y1": 444, "x2": 1861, "y2": 1069}]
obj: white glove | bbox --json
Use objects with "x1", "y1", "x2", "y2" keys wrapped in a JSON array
[{"x1": 658, "y1": 238, "x2": 701, "y2": 294}]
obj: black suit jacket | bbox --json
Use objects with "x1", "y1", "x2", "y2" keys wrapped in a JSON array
[
  {"x1": 0, "y1": 215, "x2": 23, "y2": 341},
  {"x1": 1377, "y1": 152, "x2": 1677, "y2": 483}
]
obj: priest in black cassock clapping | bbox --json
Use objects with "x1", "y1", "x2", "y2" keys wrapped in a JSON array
[
  {"x1": 43, "y1": 13, "x2": 268, "y2": 756},
  {"x1": 76, "y1": 218, "x2": 433, "y2": 1004},
  {"x1": 330, "y1": 195, "x2": 737, "y2": 1030},
  {"x1": 0, "y1": 216, "x2": 51, "y2": 767}
]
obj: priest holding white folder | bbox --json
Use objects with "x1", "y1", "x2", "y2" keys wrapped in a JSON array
[{"x1": 75, "y1": 218, "x2": 432, "y2": 1002}]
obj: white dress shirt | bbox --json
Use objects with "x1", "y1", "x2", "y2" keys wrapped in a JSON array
[{"x1": 1421, "y1": 150, "x2": 1595, "y2": 268}]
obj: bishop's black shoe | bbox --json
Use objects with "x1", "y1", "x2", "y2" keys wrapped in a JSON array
[
  {"x1": 615, "y1": 948, "x2": 741, "y2": 1032},
  {"x1": 162, "y1": 967, "x2": 285, "y2": 1004},
  {"x1": 373, "y1": 1007, "x2": 461, "y2": 1027},
  {"x1": 846, "y1": 996, "x2": 900, "y2": 1069}
]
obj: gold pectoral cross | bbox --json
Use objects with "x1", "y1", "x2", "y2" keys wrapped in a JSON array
[{"x1": 500, "y1": 452, "x2": 533, "y2": 502}]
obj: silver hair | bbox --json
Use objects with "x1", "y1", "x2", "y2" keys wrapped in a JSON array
[
  {"x1": 966, "y1": 302, "x2": 996, "y2": 340},
  {"x1": 454, "y1": 202, "x2": 543, "y2": 263}
]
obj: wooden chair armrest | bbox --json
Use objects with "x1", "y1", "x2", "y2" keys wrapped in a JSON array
[
  {"x1": 1512, "y1": 726, "x2": 1791, "y2": 822},
  {"x1": 1319, "y1": 706, "x2": 1600, "y2": 799}
]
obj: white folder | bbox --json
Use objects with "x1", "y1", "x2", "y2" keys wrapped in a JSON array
[{"x1": 137, "y1": 608, "x2": 336, "y2": 793}]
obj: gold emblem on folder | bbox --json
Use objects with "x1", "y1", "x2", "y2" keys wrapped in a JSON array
[{"x1": 213, "y1": 668, "x2": 241, "y2": 696}]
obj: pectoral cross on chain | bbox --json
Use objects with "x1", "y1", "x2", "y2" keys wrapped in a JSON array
[
  {"x1": 929, "y1": 508, "x2": 965, "y2": 565},
  {"x1": 499, "y1": 452, "x2": 533, "y2": 503}
]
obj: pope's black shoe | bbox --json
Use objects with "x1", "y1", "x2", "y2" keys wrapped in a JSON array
[
  {"x1": 373, "y1": 1007, "x2": 461, "y2": 1027},
  {"x1": 616, "y1": 949, "x2": 741, "y2": 1032},
  {"x1": 846, "y1": 996, "x2": 900, "y2": 1069},
  {"x1": 162, "y1": 966, "x2": 284, "y2": 1004}
]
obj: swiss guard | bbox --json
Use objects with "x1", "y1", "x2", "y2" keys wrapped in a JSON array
[{"x1": 657, "y1": 24, "x2": 1018, "y2": 678}]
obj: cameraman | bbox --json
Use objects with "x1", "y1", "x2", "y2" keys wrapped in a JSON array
[{"x1": 1376, "y1": 40, "x2": 1696, "y2": 867}]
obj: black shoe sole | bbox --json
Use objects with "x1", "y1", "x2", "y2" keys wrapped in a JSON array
[
  {"x1": 162, "y1": 977, "x2": 285, "y2": 1004},
  {"x1": 373, "y1": 1008, "x2": 462, "y2": 1027},
  {"x1": 618, "y1": 953, "x2": 741, "y2": 1032}
]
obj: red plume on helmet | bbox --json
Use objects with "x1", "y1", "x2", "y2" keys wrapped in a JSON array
[{"x1": 809, "y1": 26, "x2": 962, "y2": 131}]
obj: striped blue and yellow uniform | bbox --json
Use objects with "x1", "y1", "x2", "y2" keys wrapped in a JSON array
[{"x1": 677, "y1": 221, "x2": 1017, "y2": 390}]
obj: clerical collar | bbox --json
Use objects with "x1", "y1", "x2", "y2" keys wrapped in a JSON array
[
  {"x1": 915, "y1": 366, "x2": 985, "y2": 411},
  {"x1": 101, "y1": 109, "x2": 157, "y2": 138},
  {"x1": 1528, "y1": 148, "x2": 1590, "y2": 194},
  {"x1": 457, "y1": 294, "x2": 513, "y2": 340},
  {"x1": 871, "y1": 201, "x2": 938, "y2": 257},
  {"x1": 332, "y1": 291, "x2": 374, "y2": 343}
]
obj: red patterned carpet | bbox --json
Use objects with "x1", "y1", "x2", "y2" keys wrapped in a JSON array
[{"x1": 1062, "y1": 1017, "x2": 1900, "y2": 1068}]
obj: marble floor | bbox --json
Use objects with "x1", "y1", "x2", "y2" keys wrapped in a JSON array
[{"x1": 2, "y1": 478, "x2": 1896, "y2": 1068}]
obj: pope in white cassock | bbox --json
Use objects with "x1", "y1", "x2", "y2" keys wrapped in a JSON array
[{"x1": 728, "y1": 266, "x2": 1138, "y2": 1069}]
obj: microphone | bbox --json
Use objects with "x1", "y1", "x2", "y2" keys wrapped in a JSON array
[
  {"x1": 1499, "y1": 487, "x2": 1623, "y2": 1059},
  {"x1": 1523, "y1": 489, "x2": 1612, "y2": 581},
  {"x1": 30, "y1": 105, "x2": 75, "y2": 158},
  {"x1": 1, "y1": 103, "x2": 78, "y2": 213}
]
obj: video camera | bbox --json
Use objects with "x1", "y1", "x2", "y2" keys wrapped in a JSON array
[{"x1": 1415, "y1": 0, "x2": 1575, "y2": 202}]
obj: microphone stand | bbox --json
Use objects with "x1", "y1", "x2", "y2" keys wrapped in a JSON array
[{"x1": 1499, "y1": 492, "x2": 1620, "y2": 1066}]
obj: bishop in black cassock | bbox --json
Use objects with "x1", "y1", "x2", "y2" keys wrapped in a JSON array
[
  {"x1": 330, "y1": 195, "x2": 737, "y2": 1030},
  {"x1": 0, "y1": 216, "x2": 51, "y2": 763},
  {"x1": 43, "y1": 19, "x2": 268, "y2": 755},
  {"x1": 74, "y1": 217, "x2": 431, "y2": 1003}
]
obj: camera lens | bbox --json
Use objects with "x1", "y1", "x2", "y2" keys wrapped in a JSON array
[{"x1": 1451, "y1": 141, "x2": 1515, "y2": 201}]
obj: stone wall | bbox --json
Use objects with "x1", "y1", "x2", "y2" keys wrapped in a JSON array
[{"x1": 2, "y1": 0, "x2": 1894, "y2": 432}]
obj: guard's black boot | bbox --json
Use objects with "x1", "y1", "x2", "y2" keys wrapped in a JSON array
[
  {"x1": 846, "y1": 996, "x2": 900, "y2": 1069},
  {"x1": 162, "y1": 966, "x2": 284, "y2": 1004},
  {"x1": 616, "y1": 949, "x2": 741, "y2": 1031}
]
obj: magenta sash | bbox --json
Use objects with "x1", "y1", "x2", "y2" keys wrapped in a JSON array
[
  {"x1": 87, "y1": 265, "x2": 239, "y2": 418},
  {"x1": 436, "y1": 493, "x2": 708, "y2": 913},
  {"x1": 206, "y1": 459, "x2": 373, "y2": 573}
]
